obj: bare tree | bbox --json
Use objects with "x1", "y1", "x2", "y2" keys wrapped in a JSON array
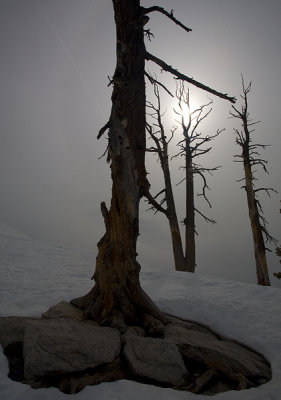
[
  {"x1": 146, "y1": 81, "x2": 223, "y2": 272},
  {"x1": 146, "y1": 83, "x2": 185, "y2": 271},
  {"x1": 72, "y1": 1, "x2": 235, "y2": 333},
  {"x1": 230, "y1": 77, "x2": 277, "y2": 286},
  {"x1": 174, "y1": 83, "x2": 223, "y2": 272}
]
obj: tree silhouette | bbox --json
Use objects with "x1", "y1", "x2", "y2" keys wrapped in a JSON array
[
  {"x1": 72, "y1": 0, "x2": 235, "y2": 332},
  {"x1": 146, "y1": 80, "x2": 223, "y2": 272},
  {"x1": 273, "y1": 201, "x2": 281, "y2": 279},
  {"x1": 230, "y1": 77, "x2": 277, "y2": 286}
]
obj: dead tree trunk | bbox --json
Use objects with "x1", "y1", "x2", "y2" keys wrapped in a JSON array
[
  {"x1": 175, "y1": 83, "x2": 221, "y2": 273},
  {"x1": 185, "y1": 142, "x2": 196, "y2": 272},
  {"x1": 274, "y1": 203, "x2": 281, "y2": 279},
  {"x1": 166, "y1": 167, "x2": 186, "y2": 271},
  {"x1": 146, "y1": 85, "x2": 185, "y2": 271},
  {"x1": 73, "y1": 2, "x2": 235, "y2": 330},
  {"x1": 72, "y1": 0, "x2": 165, "y2": 333},
  {"x1": 160, "y1": 146, "x2": 186, "y2": 271},
  {"x1": 146, "y1": 82, "x2": 222, "y2": 273},
  {"x1": 243, "y1": 154, "x2": 270, "y2": 285},
  {"x1": 230, "y1": 78, "x2": 277, "y2": 286}
]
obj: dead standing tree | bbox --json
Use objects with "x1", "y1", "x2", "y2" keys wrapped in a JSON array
[
  {"x1": 72, "y1": 1, "x2": 235, "y2": 333},
  {"x1": 273, "y1": 201, "x2": 281, "y2": 279},
  {"x1": 230, "y1": 78, "x2": 277, "y2": 286},
  {"x1": 146, "y1": 83, "x2": 185, "y2": 272},
  {"x1": 174, "y1": 83, "x2": 223, "y2": 272},
  {"x1": 146, "y1": 81, "x2": 223, "y2": 272}
]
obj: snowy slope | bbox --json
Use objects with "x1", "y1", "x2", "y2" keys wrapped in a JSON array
[
  {"x1": 0, "y1": 221, "x2": 30, "y2": 240},
  {"x1": 0, "y1": 225, "x2": 281, "y2": 400}
]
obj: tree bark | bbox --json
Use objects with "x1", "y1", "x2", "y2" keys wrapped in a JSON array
[
  {"x1": 72, "y1": 0, "x2": 165, "y2": 332},
  {"x1": 162, "y1": 152, "x2": 186, "y2": 271},
  {"x1": 185, "y1": 145, "x2": 196, "y2": 272},
  {"x1": 243, "y1": 151, "x2": 270, "y2": 286},
  {"x1": 230, "y1": 79, "x2": 273, "y2": 286}
]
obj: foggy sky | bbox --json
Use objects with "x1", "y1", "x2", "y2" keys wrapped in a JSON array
[{"x1": 0, "y1": 0, "x2": 280, "y2": 287}]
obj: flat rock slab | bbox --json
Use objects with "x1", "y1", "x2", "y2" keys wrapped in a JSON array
[
  {"x1": 124, "y1": 335, "x2": 189, "y2": 386},
  {"x1": 165, "y1": 315, "x2": 219, "y2": 337},
  {"x1": 23, "y1": 319, "x2": 121, "y2": 379},
  {"x1": 42, "y1": 301, "x2": 85, "y2": 321},
  {"x1": 164, "y1": 324, "x2": 271, "y2": 380},
  {"x1": 164, "y1": 322, "x2": 218, "y2": 345}
]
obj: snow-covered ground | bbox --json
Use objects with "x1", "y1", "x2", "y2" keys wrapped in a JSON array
[{"x1": 1, "y1": 224, "x2": 281, "y2": 399}]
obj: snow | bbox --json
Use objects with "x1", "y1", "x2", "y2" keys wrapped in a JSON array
[
  {"x1": 1, "y1": 224, "x2": 281, "y2": 399},
  {"x1": 0, "y1": 221, "x2": 30, "y2": 240}
]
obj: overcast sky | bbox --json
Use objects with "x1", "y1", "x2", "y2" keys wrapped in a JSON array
[{"x1": 0, "y1": 0, "x2": 280, "y2": 287}]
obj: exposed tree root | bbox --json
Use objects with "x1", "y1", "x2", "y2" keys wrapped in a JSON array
[{"x1": 71, "y1": 283, "x2": 166, "y2": 336}]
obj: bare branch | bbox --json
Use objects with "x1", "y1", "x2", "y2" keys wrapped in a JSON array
[
  {"x1": 145, "y1": 51, "x2": 236, "y2": 103},
  {"x1": 98, "y1": 144, "x2": 109, "y2": 161},
  {"x1": 196, "y1": 171, "x2": 212, "y2": 208},
  {"x1": 144, "y1": 189, "x2": 168, "y2": 215},
  {"x1": 195, "y1": 208, "x2": 216, "y2": 225},
  {"x1": 140, "y1": 6, "x2": 192, "y2": 33},
  {"x1": 146, "y1": 122, "x2": 163, "y2": 157},
  {"x1": 254, "y1": 187, "x2": 278, "y2": 197},
  {"x1": 145, "y1": 71, "x2": 174, "y2": 97},
  {"x1": 97, "y1": 120, "x2": 111, "y2": 139},
  {"x1": 107, "y1": 76, "x2": 114, "y2": 87},
  {"x1": 154, "y1": 188, "x2": 166, "y2": 200},
  {"x1": 144, "y1": 29, "x2": 154, "y2": 41}
]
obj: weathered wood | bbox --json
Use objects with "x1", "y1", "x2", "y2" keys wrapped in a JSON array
[
  {"x1": 243, "y1": 153, "x2": 270, "y2": 285},
  {"x1": 185, "y1": 143, "x2": 196, "y2": 272},
  {"x1": 162, "y1": 135, "x2": 186, "y2": 271},
  {"x1": 231, "y1": 79, "x2": 273, "y2": 286},
  {"x1": 71, "y1": 0, "x2": 166, "y2": 332}
]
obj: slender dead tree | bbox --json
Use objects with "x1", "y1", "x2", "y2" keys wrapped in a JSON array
[
  {"x1": 146, "y1": 81, "x2": 222, "y2": 272},
  {"x1": 274, "y1": 245, "x2": 281, "y2": 279},
  {"x1": 72, "y1": 1, "x2": 235, "y2": 333},
  {"x1": 230, "y1": 78, "x2": 277, "y2": 286},
  {"x1": 146, "y1": 83, "x2": 185, "y2": 271},
  {"x1": 174, "y1": 83, "x2": 223, "y2": 272},
  {"x1": 273, "y1": 201, "x2": 281, "y2": 279}
]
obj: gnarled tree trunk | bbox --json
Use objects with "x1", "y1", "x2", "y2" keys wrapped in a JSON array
[{"x1": 72, "y1": 0, "x2": 165, "y2": 333}]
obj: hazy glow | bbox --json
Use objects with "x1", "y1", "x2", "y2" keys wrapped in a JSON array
[
  {"x1": 0, "y1": 0, "x2": 280, "y2": 287},
  {"x1": 178, "y1": 101, "x2": 190, "y2": 128}
]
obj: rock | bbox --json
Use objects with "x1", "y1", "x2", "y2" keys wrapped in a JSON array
[
  {"x1": 42, "y1": 301, "x2": 85, "y2": 321},
  {"x1": 0, "y1": 317, "x2": 38, "y2": 350},
  {"x1": 1, "y1": 314, "x2": 271, "y2": 395},
  {"x1": 23, "y1": 319, "x2": 121, "y2": 379},
  {"x1": 123, "y1": 335, "x2": 189, "y2": 386},
  {"x1": 125, "y1": 326, "x2": 145, "y2": 337},
  {"x1": 165, "y1": 325, "x2": 271, "y2": 381},
  {"x1": 121, "y1": 325, "x2": 146, "y2": 346},
  {"x1": 165, "y1": 315, "x2": 219, "y2": 337},
  {"x1": 57, "y1": 358, "x2": 127, "y2": 394},
  {"x1": 164, "y1": 322, "x2": 218, "y2": 345},
  {"x1": 180, "y1": 339, "x2": 271, "y2": 380}
]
